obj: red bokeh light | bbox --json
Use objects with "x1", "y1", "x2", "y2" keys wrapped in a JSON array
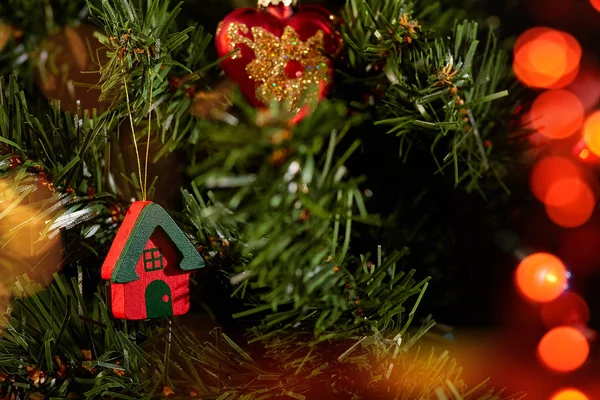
[
  {"x1": 573, "y1": 140, "x2": 600, "y2": 164},
  {"x1": 516, "y1": 253, "x2": 568, "y2": 303},
  {"x1": 514, "y1": 28, "x2": 581, "y2": 89},
  {"x1": 541, "y1": 292, "x2": 590, "y2": 329},
  {"x1": 538, "y1": 327, "x2": 589, "y2": 372},
  {"x1": 558, "y1": 224, "x2": 600, "y2": 276},
  {"x1": 545, "y1": 179, "x2": 596, "y2": 228},
  {"x1": 530, "y1": 157, "x2": 582, "y2": 204},
  {"x1": 544, "y1": 178, "x2": 586, "y2": 207},
  {"x1": 530, "y1": 90, "x2": 584, "y2": 139},
  {"x1": 551, "y1": 388, "x2": 589, "y2": 400},
  {"x1": 583, "y1": 111, "x2": 600, "y2": 156},
  {"x1": 524, "y1": 0, "x2": 574, "y2": 21},
  {"x1": 568, "y1": 57, "x2": 600, "y2": 112},
  {"x1": 590, "y1": 0, "x2": 600, "y2": 12}
]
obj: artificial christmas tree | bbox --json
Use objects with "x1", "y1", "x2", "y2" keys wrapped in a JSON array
[{"x1": 0, "y1": 0, "x2": 520, "y2": 398}]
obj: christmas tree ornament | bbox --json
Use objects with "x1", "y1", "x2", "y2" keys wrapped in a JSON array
[
  {"x1": 215, "y1": 0, "x2": 342, "y2": 117},
  {"x1": 34, "y1": 25, "x2": 108, "y2": 114},
  {"x1": 101, "y1": 201, "x2": 205, "y2": 320}
]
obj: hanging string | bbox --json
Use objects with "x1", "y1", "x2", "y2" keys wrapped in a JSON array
[
  {"x1": 163, "y1": 318, "x2": 172, "y2": 386},
  {"x1": 144, "y1": 53, "x2": 153, "y2": 201},
  {"x1": 123, "y1": 75, "x2": 144, "y2": 197},
  {"x1": 122, "y1": 53, "x2": 154, "y2": 201}
]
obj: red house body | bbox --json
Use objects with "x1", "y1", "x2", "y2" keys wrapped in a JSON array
[{"x1": 101, "y1": 201, "x2": 205, "y2": 320}]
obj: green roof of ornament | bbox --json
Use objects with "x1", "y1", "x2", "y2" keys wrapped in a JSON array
[{"x1": 109, "y1": 202, "x2": 205, "y2": 284}]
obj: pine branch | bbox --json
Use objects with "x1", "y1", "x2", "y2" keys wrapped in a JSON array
[
  {"x1": 0, "y1": 75, "x2": 118, "y2": 279},
  {"x1": 88, "y1": 0, "x2": 216, "y2": 157},
  {"x1": 0, "y1": 274, "x2": 265, "y2": 399},
  {"x1": 0, "y1": 0, "x2": 87, "y2": 36},
  {"x1": 0, "y1": 274, "x2": 147, "y2": 399},
  {"x1": 0, "y1": 0, "x2": 90, "y2": 85},
  {"x1": 179, "y1": 98, "x2": 521, "y2": 398},
  {"x1": 341, "y1": 1, "x2": 519, "y2": 193},
  {"x1": 0, "y1": 273, "x2": 523, "y2": 399}
]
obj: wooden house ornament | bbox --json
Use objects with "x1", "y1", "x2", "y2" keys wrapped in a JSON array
[{"x1": 101, "y1": 201, "x2": 205, "y2": 320}]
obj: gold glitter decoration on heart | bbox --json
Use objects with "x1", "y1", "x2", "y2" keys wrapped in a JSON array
[{"x1": 227, "y1": 23, "x2": 330, "y2": 112}]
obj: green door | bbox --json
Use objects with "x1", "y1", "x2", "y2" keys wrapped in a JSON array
[{"x1": 145, "y1": 280, "x2": 173, "y2": 318}]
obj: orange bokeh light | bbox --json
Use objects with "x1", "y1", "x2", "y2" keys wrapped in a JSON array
[
  {"x1": 530, "y1": 157, "x2": 581, "y2": 204},
  {"x1": 590, "y1": 0, "x2": 600, "y2": 12},
  {"x1": 544, "y1": 178, "x2": 587, "y2": 208},
  {"x1": 551, "y1": 388, "x2": 589, "y2": 400},
  {"x1": 0, "y1": 178, "x2": 65, "y2": 299},
  {"x1": 515, "y1": 253, "x2": 568, "y2": 303},
  {"x1": 530, "y1": 90, "x2": 584, "y2": 139},
  {"x1": 541, "y1": 292, "x2": 590, "y2": 329},
  {"x1": 572, "y1": 139, "x2": 600, "y2": 163},
  {"x1": 514, "y1": 28, "x2": 581, "y2": 89},
  {"x1": 538, "y1": 327, "x2": 589, "y2": 372},
  {"x1": 529, "y1": 39, "x2": 568, "y2": 77},
  {"x1": 545, "y1": 179, "x2": 596, "y2": 228},
  {"x1": 583, "y1": 111, "x2": 600, "y2": 156}
]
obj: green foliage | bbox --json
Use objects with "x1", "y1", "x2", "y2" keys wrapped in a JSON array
[
  {"x1": 182, "y1": 99, "x2": 430, "y2": 342},
  {"x1": 0, "y1": 75, "x2": 108, "y2": 191},
  {"x1": 0, "y1": 274, "x2": 523, "y2": 399},
  {"x1": 0, "y1": 74, "x2": 114, "y2": 277},
  {"x1": 0, "y1": 0, "x2": 85, "y2": 36},
  {"x1": 0, "y1": 0, "x2": 89, "y2": 87},
  {"x1": 88, "y1": 0, "x2": 216, "y2": 155},
  {"x1": 0, "y1": 274, "x2": 149, "y2": 399},
  {"x1": 0, "y1": 274, "x2": 297, "y2": 399},
  {"x1": 341, "y1": 0, "x2": 517, "y2": 193}
]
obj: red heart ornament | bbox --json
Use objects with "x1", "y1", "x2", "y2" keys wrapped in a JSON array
[{"x1": 216, "y1": 3, "x2": 341, "y2": 118}]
